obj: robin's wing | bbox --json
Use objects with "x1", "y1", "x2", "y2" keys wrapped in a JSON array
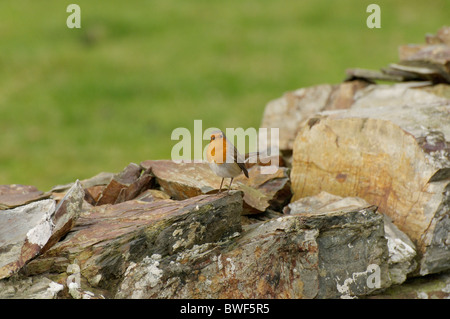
[
  {"x1": 222, "y1": 132, "x2": 249, "y2": 178},
  {"x1": 233, "y1": 144, "x2": 249, "y2": 178}
]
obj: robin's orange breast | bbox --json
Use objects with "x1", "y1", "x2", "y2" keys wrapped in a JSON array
[{"x1": 207, "y1": 138, "x2": 227, "y2": 164}]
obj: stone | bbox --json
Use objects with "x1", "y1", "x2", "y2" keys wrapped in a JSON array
[
  {"x1": 142, "y1": 160, "x2": 219, "y2": 198},
  {"x1": 50, "y1": 172, "x2": 114, "y2": 205},
  {"x1": 0, "y1": 184, "x2": 49, "y2": 210},
  {"x1": 346, "y1": 27, "x2": 450, "y2": 84},
  {"x1": 286, "y1": 191, "x2": 417, "y2": 285},
  {"x1": 0, "y1": 199, "x2": 56, "y2": 279},
  {"x1": 398, "y1": 44, "x2": 429, "y2": 60},
  {"x1": 0, "y1": 181, "x2": 84, "y2": 280},
  {"x1": 50, "y1": 163, "x2": 153, "y2": 206},
  {"x1": 134, "y1": 189, "x2": 171, "y2": 202},
  {"x1": 422, "y1": 27, "x2": 450, "y2": 47},
  {"x1": 41, "y1": 180, "x2": 85, "y2": 254},
  {"x1": 383, "y1": 215, "x2": 417, "y2": 285},
  {"x1": 234, "y1": 165, "x2": 291, "y2": 213},
  {"x1": 345, "y1": 68, "x2": 405, "y2": 82},
  {"x1": 23, "y1": 192, "x2": 243, "y2": 296},
  {"x1": 50, "y1": 172, "x2": 114, "y2": 194},
  {"x1": 96, "y1": 163, "x2": 154, "y2": 205},
  {"x1": 290, "y1": 101, "x2": 450, "y2": 275},
  {"x1": 349, "y1": 82, "x2": 448, "y2": 109},
  {"x1": 116, "y1": 202, "x2": 389, "y2": 299},
  {"x1": 283, "y1": 191, "x2": 368, "y2": 215},
  {"x1": 421, "y1": 83, "x2": 450, "y2": 99},
  {"x1": 83, "y1": 185, "x2": 105, "y2": 205},
  {"x1": 391, "y1": 45, "x2": 450, "y2": 84},
  {"x1": 436, "y1": 26, "x2": 450, "y2": 45},
  {"x1": 0, "y1": 274, "x2": 64, "y2": 299},
  {"x1": 260, "y1": 81, "x2": 450, "y2": 153},
  {"x1": 400, "y1": 44, "x2": 450, "y2": 72},
  {"x1": 141, "y1": 160, "x2": 291, "y2": 214},
  {"x1": 370, "y1": 271, "x2": 450, "y2": 299},
  {"x1": 260, "y1": 81, "x2": 369, "y2": 151}
]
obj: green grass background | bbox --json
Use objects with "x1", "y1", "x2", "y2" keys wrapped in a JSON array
[{"x1": 0, "y1": 0, "x2": 448, "y2": 191}]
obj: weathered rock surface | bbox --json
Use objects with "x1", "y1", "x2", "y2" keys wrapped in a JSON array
[
  {"x1": 260, "y1": 81, "x2": 449, "y2": 154},
  {"x1": 142, "y1": 160, "x2": 221, "y2": 198},
  {"x1": 383, "y1": 215, "x2": 417, "y2": 285},
  {"x1": 348, "y1": 26, "x2": 450, "y2": 84},
  {"x1": 286, "y1": 191, "x2": 417, "y2": 285},
  {"x1": 117, "y1": 200, "x2": 389, "y2": 299},
  {"x1": 391, "y1": 44, "x2": 450, "y2": 83},
  {"x1": 370, "y1": 270, "x2": 450, "y2": 299},
  {"x1": 0, "y1": 177, "x2": 394, "y2": 299},
  {"x1": 20, "y1": 192, "x2": 243, "y2": 297},
  {"x1": 50, "y1": 172, "x2": 114, "y2": 193},
  {"x1": 141, "y1": 160, "x2": 291, "y2": 214},
  {"x1": 0, "y1": 199, "x2": 56, "y2": 280},
  {"x1": 95, "y1": 163, "x2": 154, "y2": 206},
  {"x1": 41, "y1": 181, "x2": 85, "y2": 254},
  {"x1": 0, "y1": 184, "x2": 49, "y2": 210},
  {"x1": 290, "y1": 102, "x2": 449, "y2": 275},
  {"x1": 49, "y1": 164, "x2": 153, "y2": 207},
  {"x1": 284, "y1": 191, "x2": 369, "y2": 215},
  {"x1": 349, "y1": 82, "x2": 448, "y2": 109},
  {"x1": 260, "y1": 80, "x2": 369, "y2": 151},
  {"x1": 0, "y1": 274, "x2": 64, "y2": 299},
  {"x1": 0, "y1": 181, "x2": 84, "y2": 280}
]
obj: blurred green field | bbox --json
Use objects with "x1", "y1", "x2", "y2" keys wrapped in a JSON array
[{"x1": 0, "y1": 0, "x2": 448, "y2": 191}]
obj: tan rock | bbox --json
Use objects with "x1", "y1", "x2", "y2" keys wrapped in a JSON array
[
  {"x1": 260, "y1": 81, "x2": 369, "y2": 151},
  {"x1": 141, "y1": 160, "x2": 291, "y2": 214},
  {"x1": 96, "y1": 163, "x2": 154, "y2": 205},
  {"x1": 234, "y1": 165, "x2": 291, "y2": 213},
  {"x1": 399, "y1": 44, "x2": 429, "y2": 60},
  {"x1": 141, "y1": 160, "x2": 220, "y2": 199},
  {"x1": 290, "y1": 102, "x2": 450, "y2": 275},
  {"x1": 134, "y1": 189, "x2": 171, "y2": 202},
  {"x1": 0, "y1": 184, "x2": 49, "y2": 210},
  {"x1": 393, "y1": 44, "x2": 450, "y2": 83},
  {"x1": 436, "y1": 26, "x2": 450, "y2": 45}
]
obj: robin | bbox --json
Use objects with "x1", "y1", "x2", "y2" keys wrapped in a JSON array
[{"x1": 206, "y1": 130, "x2": 249, "y2": 192}]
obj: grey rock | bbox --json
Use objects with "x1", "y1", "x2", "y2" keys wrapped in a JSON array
[
  {"x1": 116, "y1": 201, "x2": 390, "y2": 299},
  {"x1": 50, "y1": 172, "x2": 114, "y2": 193},
  {"x1": 0, "y1": 274, "x2": 63, "y2": 299},
  {"x1": 383, "y1": 215, "x2": 417, "y2": 284},
  {"x1": 22, "y1": 192, "x2": 243, "y2": 296},
  {"x1": 0, "y1": 181, "x2": 84, "y2": 280},
  {"x1": 287, "y1": 191, "x2": 417, "y2": 285},
  {"x1": 0, "y1": 199, "x2": 56, "y2": 279}
]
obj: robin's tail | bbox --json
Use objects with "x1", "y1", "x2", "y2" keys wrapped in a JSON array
[{"x1": 238, "y1": 161, "x2": 249, "y2": 178}]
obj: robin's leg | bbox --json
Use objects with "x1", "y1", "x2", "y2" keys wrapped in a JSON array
[
  {"x1": 219, "y1": 178, "x2": 224, "y2": 192},
  {"x1": 227, "y1": 178, "x2": 234, "y2": 193}
]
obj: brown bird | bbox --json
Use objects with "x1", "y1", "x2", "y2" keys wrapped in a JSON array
[{"x1": 206, "y1": 130, "x2": 249, "y2": 192}]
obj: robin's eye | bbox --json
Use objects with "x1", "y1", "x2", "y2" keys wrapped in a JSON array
[{"x1": 211, "y1": 136, "x2": 215, "y2": 141}]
